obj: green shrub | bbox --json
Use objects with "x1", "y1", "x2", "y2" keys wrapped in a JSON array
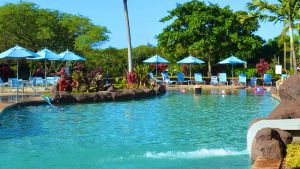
[
  {"x1": 242, "y1": 68, "x2": 257, "y2": 78},
  {"x1": 286, "y1": 144, "x2": 300, "y2": 169}
]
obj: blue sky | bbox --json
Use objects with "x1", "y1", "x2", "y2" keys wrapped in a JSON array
[{"x1": 0, "y1": 0, "x2": 282, "y2": 49}]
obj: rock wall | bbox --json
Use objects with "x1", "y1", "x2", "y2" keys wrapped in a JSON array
[
  {"x1": 250, "y1": 75, "x2": 300, "y2": 161},
  {"x1": 269, "y1": 75, "x2": 300, "y2": 119},
  {"x1": 51, "y1": 85, "x2": 166, "y2": 104}
]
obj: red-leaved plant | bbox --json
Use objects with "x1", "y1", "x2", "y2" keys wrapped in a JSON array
[
  {"x1": 181, "y1": 64, "x2": 188, "y2": 75},
  {"x1": 127, "y1": 71, "x2": 136, "y2": 86},
  {"x1": 149, "y1": 64, "x2": 168, "y2": 73},
  {"x1": 256, "y1": 59, "x2": 270, "y2": 78}
]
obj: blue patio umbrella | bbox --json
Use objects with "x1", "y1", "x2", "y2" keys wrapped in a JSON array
[
  {"x1": 0, "y1": 45, "x2": 40, "y2": 79},
  {"x1": 143, "y1": 55, "x2": 170, "y2": 76},
  {"x1": 218, "y1": 56, "x2": 246, "y2": 82},
  {"x1": 59, "y1": 50, "x2": 86, "y2": 61},
  {"x1": 59, "y1": 50, "x2": 86, "y2": 76},
  {"x1": 177, "y1": 55, "x2": 205, "y2": 81},
  {"x1": 28, "y1": 48, "x2": 62, "y2": 80}
]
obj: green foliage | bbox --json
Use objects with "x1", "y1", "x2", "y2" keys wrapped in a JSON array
[
  {"x1": 157, "y1": 0, "x2": 263, "y2": 75},
  {"x1": 114, "y1": 77, "x2": 126, "y2": 89},
  {"x1": 0, "y1": 2, "x2": 109, "y2": 52},
  {"x1": 132, "y1": 45, "x2": 157, "y2": 65},
  {"x1": 241, "y1": 68, "x2": 257, "y2": 78},
  {"x1": 286, "y1": 144, "x2": 300, "y2": 169},
  {"x1": 167, "y1": 64, "x2": 182, "y2": 76},
  {"x1": 134, "y1": 64, "x2": 150, "y2": 87}
]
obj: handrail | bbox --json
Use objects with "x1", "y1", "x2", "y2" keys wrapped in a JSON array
[
  {"x1": 23, "y1": 81, "x2": 62, "y2": 111},
  {"x1": 247, "y1": 119, "x2": 300, "y2": 154}
]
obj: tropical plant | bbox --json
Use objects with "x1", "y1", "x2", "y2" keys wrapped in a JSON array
[
  {"x1": 134, "y1": 64, "x2": 150, "y2": 87},
  {"x1": 126, "y1": 71, "x2": 136, "y2": 87},
  {"x1": 114, "y1": 77, "x2": 127, "y2": 89},
  {"x1": 123, "y1": 0, "x2": 133, "y2": 73},
  {"x1": 72, "y1": 62, "x2": 103, "y2": 92},
  {"x1": 247, "y1": 0, "x2": 300, "y2": 74}
]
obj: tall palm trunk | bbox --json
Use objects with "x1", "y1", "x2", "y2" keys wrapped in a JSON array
[
  {"x1": 284, "y1": 42, "x2": 286, "y2": 70},
  {"x1": 123, "y1": 0, "x2": 133, "y2": 72},
  {"x1": 289, "y1": 24, "x2": 297, "y2": 74}
]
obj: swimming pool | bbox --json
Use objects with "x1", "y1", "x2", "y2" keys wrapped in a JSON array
[{"x1": 0, "y1": 89, "x2": 278, "y2": 169}]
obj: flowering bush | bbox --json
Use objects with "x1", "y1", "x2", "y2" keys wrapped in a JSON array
[{"x1": 256, "y1": 59, "x2": 270, "y2": 78}]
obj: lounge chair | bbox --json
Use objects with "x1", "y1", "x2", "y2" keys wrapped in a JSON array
[
  {"x1": 249, "y1": 76, "x2": 257, "y2": 87},
  {"x1": 218, "y1": 73, "x2": 228, "y2": 85},
  {"x1": 8, "y1": 78, "x2": 23, "y2": 92},
  {"x1": 148, "y1": 72, "x2": 162, "y2": 84},
  {"x1": 0, "y1": 77, "x2": 8, "y2": 92},
  {"x1": 210, "y1": 76, "x2": 218, "y2": 85},
  {"x1": 238, "y1": 74, "x2": 247, "y2": 85},
  {"x1": 263, "y1": 74, "x2": 272, "y2": 86},
  {"x1": 29, "y1": 77, "x2": 45, "y2": 87},
  {"x1": 194, "y1": 73, "x2": 206, "y2": 84},
  {"x1": 281, "y1": 74, "x2": 288, "y2": 80},
  {"x1": 46, "y1": 76, "x2": 60, "y2": 86},
  {"x1": 161, "y1": 72, "x2": 176, "y2": 85},
  {"x1": 176, "y1": 72, "x2": 189, "y2": 85}
]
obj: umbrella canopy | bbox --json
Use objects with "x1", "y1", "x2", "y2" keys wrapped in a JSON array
[
  {"x1": 35, "y1": 48, "x2": 62, "y2": 60},
  {"x1": 177, "y1": 55, "x2": 205, "y2": 64},
  {"x1": 218, "y1": 56, "x2": 246, "y2": 64},
  {"x1": 218, "y1": 56, "x2": 246, "y2": 83},
  {"x1": 143, "y1": 55, "x2": 169, "y2": 63},
  {"x1": 59, "y1": 50, "x2": 86, "y2": 61},
  {"x1": 143, "y1": 55, "x2": 170, "y2": 76},
  {"x1": 177, "y1": 55, "x2": 205, "y2": 82},
  {"x1": 0, "y1": 45, "x2": 40, "y2": 79},
  {"x1": 28, "y1": 48, "x2": 61, "y2": 80}
]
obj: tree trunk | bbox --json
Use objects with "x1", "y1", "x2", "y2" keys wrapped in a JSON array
[
  {"x1": 289, "y1": 24, "x2": 297, "y2": 74},
  {"x1": 123, "y1": 0, "x2": 133, "y2": 72},
  {"x1": 284, "y1": 42, "x2": 286, "y2": 71},
  {"x1": 208, "y1": 55, "x2": 211, "y2": 77}
]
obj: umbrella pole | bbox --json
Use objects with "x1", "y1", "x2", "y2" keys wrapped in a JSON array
[
  {"x1": 156, "y1": 62, "x2": 158, "y2": 77},
  {"x1": 44, "y1": 59, "x2": 47, "y2": 88},
  {"x1": 231, "y1": 64, "x2": 234, "y2": 85},
  {"x1": 190, "y1": 63, "x2": 192, "y2": 84},
  {"x1": 16, "y1": 60, "x2": 19, "y2": 103}
]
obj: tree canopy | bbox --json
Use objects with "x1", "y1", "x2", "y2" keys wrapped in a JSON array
[
  {"x1": 157, "y1": 0, "x2": 263, "y2": 75},
  {"x1": 0, "y1": 2, "x2": 109, "y2": 53}
]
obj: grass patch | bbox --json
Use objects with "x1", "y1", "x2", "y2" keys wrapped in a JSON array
[{"x1": 286, "y1": 144, "x2": 300, "y2": 169}]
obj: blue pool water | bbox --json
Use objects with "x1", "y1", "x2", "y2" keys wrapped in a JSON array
[{"x1": 0, "y1": 89, "x2": 278, "y2": 169}]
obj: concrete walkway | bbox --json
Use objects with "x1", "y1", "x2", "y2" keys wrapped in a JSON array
[{"x1": 0, "y1": 95, "x2": 43, "y2": 113}]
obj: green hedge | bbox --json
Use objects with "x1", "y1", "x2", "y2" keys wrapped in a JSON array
[{"x1": 286, "y1": 144, "x2": 300, "y2": 168}]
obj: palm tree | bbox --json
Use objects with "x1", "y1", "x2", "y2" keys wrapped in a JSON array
[
  {"x1": 248, "y1": 0, "x2": 300, "y2": 75},
  {"x1": 123, "y1": 0, "x2": 133, "y2": 72}
]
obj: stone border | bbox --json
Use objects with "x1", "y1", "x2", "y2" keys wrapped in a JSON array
[
  {"x1": 51, "y1": 85, "x2": 166, "y2": 104},
  {"x1": 0, "y1": 85, "x2": 167, "y2": 113}
]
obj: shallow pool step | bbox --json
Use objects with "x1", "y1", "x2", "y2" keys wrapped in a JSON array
[{"x1": 252, "y1": 159, "x2": 282, "y2": 169}]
